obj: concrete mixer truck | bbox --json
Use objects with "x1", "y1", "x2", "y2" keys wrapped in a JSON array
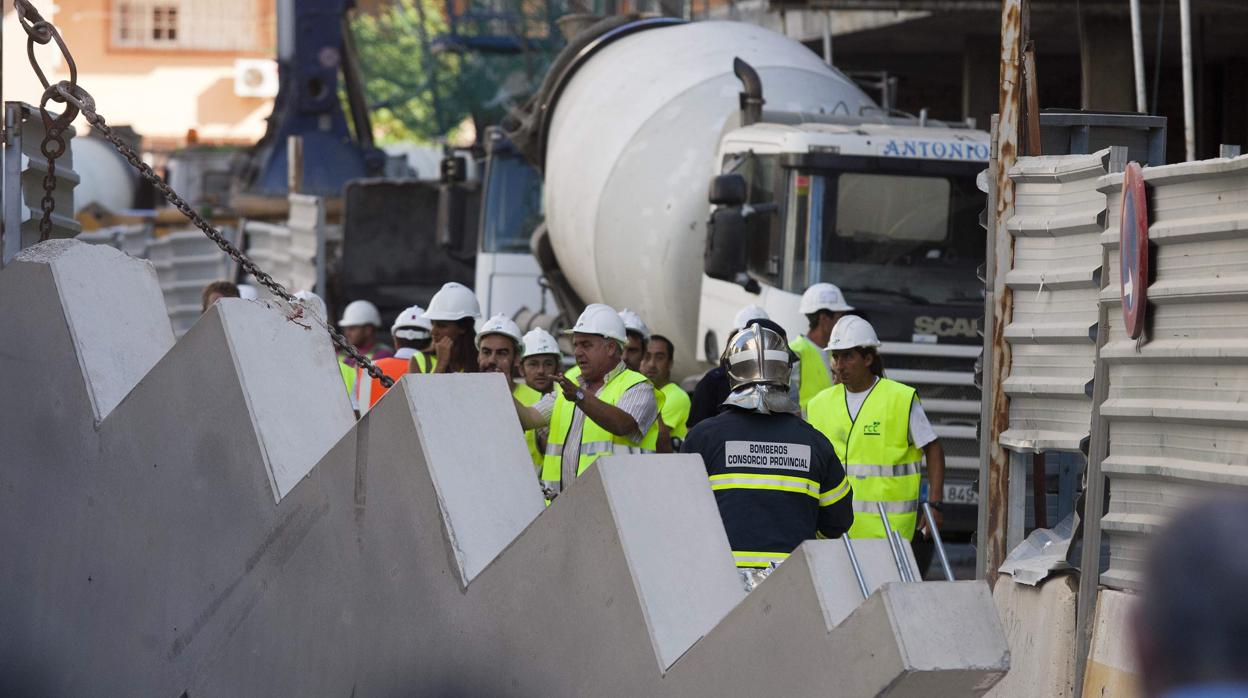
[{"x1": 444, "y1": 17, "x2": 990, "y2": 541}]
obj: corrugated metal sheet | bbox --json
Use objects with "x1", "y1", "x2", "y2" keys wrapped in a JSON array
[
  {"x1": 1097, "y1": 155, "x2": 1248, "y2": 590},
  {"x1": 999, "y1": 150, "x2": 1108, "y2": 453}
]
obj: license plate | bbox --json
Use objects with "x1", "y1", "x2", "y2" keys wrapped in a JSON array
[{"x1": 943, "y1": 483, "x2": 979, "y2": 505}]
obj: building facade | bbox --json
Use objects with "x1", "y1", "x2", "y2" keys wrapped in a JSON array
[{"x1": 3, "y1": 0, "x2": 277, "y2": 147}]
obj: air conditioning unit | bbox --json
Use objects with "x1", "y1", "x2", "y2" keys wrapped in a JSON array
[{"x1": 234, "y1": 58, "x2": 279, "y2": 98}]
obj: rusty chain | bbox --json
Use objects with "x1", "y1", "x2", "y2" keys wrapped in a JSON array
[{"x1": 11, "y1": 1, "x2": 393, "y2": 388}]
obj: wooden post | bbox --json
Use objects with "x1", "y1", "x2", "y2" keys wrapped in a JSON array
[{"x1": 979, "y1": 0, "x2": 1024, "y2": 586}]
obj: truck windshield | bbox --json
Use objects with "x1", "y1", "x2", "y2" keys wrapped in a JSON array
[
  {"x1": 481, "y1": 153, "x2": 544, "y2": 254},
  {"x1": 786, "y1": 160, "x2": 984, "y2": 306}
]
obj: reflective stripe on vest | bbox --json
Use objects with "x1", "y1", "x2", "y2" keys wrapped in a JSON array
[
  {"x1": 709, "y1": 472, "x2": 821, "y2": 499},
  {"x1": 540, "y1": 367, "x2": 659, "y2": 494},
  {"x1": 514, "y1": 382, "x2": 547, "y2": 469},
  {"x1": 807, "y1": 378, "x2": 925, "y2": 540},
  {"x1": 790, "y1": 336, "x2": 833, "y2": 414},
  {"x1": 732, "y1": 550, "x2": 790, "y2": 569}
]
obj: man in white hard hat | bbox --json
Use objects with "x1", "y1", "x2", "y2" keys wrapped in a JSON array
[
  {"x1": 617, "y1": 308, "x2": 650, "y2": 372},
  {"x1": 791, "y1": 283, "x2": 855, "y2": 414},
  {"x1": 514, "y1": 303, "x2": 659, "y2": 500},
  {"x1": 516, "y1": 328, "x2": 561, "y2": 470},
  {"x1": 476, "y1": 314, "x2": 523, "y2": 377},
  {"x1": 423, "y1": 282, "x2": 482, "y2": 374},
  {"x1": 338, "y1": 299, "x2": 393, "y2": 368},
  {"x1": 681, "y1": 321, "x2": 852, "y2": 579},
  {"x1": 640, "y1": 334, "x2": 690, "y2": 453},
  {"x1": 806, "y1": 315, "x2": 945, "y2": 543},
  {"x1": 356, "y1": 305, "x2": 434, "y2": 411}
]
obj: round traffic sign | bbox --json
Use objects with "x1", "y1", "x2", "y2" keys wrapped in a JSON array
[{"x1": 1120, "y1": 163, "x2": 1149, "y2": 339}]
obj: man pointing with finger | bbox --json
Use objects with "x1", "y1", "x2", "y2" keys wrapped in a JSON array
[{"x1": 513, "y1": 304, "x2": 660, "y2": 499}]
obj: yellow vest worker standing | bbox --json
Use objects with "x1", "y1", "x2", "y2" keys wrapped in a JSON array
[
  {"x1": 640, "y1": 333, "x2": 691, "y2": 453},
  {"x1": 790, "y1": 283, "x2": 854, "y2": 415},
  {"x1": 513, "y1": 304, "x2": 660, "y2": 501},
  {"x1": 515, "y1": 328, "x2": 562, "y2": 470},
  {"x1": 807, "y1": 315, "x2": 945, "y2": 541}
]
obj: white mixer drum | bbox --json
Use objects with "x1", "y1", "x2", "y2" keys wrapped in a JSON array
[{"x1": 543, "y1": 20, "x2": 872, "y2": 372}]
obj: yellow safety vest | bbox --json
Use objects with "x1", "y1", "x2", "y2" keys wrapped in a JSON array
[
  {"x1": 540, "y1": 367, "x2": 660, "y2": 494},
  {"x1": 514, "y1": 382, "x2": 547, "y2": 471},
  {"x1": 807, "y1": 378, "x2": 924, "y2": 539},
  {"x1": 790, "y1": 335, "x2": 833, "y2": 414},
  {"x1": 658, "y1": 382, "x2": 691, "y2": 439},
  {"x1": 410, "y1": 352, "x2": 435, "y2": 374}
]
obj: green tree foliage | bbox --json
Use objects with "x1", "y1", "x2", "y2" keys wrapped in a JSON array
[{"x1": 350, "y1": 0, "x2": 561, "y2": 145}]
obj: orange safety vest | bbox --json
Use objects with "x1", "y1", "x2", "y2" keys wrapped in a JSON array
[{"x1": 359, "y1": 353, "x2": 432, "y2": 409}]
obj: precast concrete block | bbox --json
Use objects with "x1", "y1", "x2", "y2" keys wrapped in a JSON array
[
  {"x1": 806, "y1": 536, "x2": 921, "y2": 626},
  {"x1": 0, "y1": 243, "x2": 1011, "y2": 695},
  {"x1": 9, "y1": 239, "x2": 173, "y2": 422},
  {"x1": 665, "y1": 544, "x2": 1009, "y2": 697},
  {"x1": 402, "y1": 372, "x2": 547, "y2": 585},
  {"x1": 208, "y1": 297, "x2": 355, "y2": 502},
  {"x1": 1082, "y1": 588, "x2": 1142, "y2": 698},
  {"x1": 987, "y1": 574, "x2": 1078, "y2": 698}
]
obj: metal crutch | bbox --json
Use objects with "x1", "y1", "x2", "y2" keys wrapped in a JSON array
[
  {"x1": 842, "y1": 536, "x2": 870, "y2": 599},
  {"x1": 877, "y1": 502, "x2": 914, "y2": 582},
  {"x1": 922, "y1": 502, "x2": 955, "y2": 582}
]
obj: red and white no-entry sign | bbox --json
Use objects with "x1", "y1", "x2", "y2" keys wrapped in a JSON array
[{"x1": 1120, "y1": 163, "x2": 1149, "y2": 340}]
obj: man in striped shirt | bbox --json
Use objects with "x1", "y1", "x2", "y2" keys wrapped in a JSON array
[{"x1": 681, "y1": 320, "x2": 853, "y2": 572}]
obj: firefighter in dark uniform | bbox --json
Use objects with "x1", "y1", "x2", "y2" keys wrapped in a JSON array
[{"x1": 681, "y1": 320, "x2": 853, "y2": 585}]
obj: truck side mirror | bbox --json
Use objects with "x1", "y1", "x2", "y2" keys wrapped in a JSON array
[
  {"x1": 705, "y1": 207, "x2": 759, "y2": 294},
  {"x1": 437, "y1": 181, "x2": 480, "y2": 262},
  {"x1": 709, "y1": 174, "x2": 747, "y2": 207}
]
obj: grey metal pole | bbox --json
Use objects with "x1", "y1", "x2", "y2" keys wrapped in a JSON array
[
  {"x1": 1179, "y1": 0, "x2": 1195, "y2": 160},
  {"x1": 894, "y1": 530, "x2": 916, "y2": 582},
  {"x1": 842, "y1": 536, "x2": 870, "y2": 599},
  {"x1": 877, "y1": 502, "x2": 911, "y2": 582},
  {"x1": 923, "y1": 502, "x2": 955, "y2": 581},
  {"x1": 1129, "y1": 0, "x2": 1147, "y2": 114}
]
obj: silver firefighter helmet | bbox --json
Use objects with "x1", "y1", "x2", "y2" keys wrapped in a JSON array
[{"x1": 724, "y1": 322, "x2": 793, "y2": 390}]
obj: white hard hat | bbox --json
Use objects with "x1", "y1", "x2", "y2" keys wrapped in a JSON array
[
  {"x1": 392, "y1": 304, "x2": 432, "y2": 341},
  {"x1": 733, "y1": 304, "x2": 770, "y2": 330},
  {"x1": 238, "y1": 284, "x2": 260, "y2": 301},
  {"x1": 293, "y1": 290, "x2": 327, "y2": 322},
  {"x1": 338, "y1": 299, "x2": 382, "y2": 327},
  {"x1": 423, "y1": 282, "x2": 481, "y2": 322},
  {"x1": 799, "y1": 283, "x2": 854, "y2": 315},
  {"x1": 522, "y1": 328, "x2": 561, "y2": 359},
  {"x1": 617, "y1": 308, "x2": 650, "y2": 340},
  {"x1": 566, "y1": 303, "x2": 628, "y2": 344},
  {"x1": 826, "y1": 315, "x2": 881, "y2": 351},
  {"x1": 475, "y1": 313, "x2": 524, "y2": 351}
]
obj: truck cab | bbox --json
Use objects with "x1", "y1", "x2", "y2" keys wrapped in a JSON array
[
  {"x1": 699, "y1": 118, "x2": 990, "y2": 540},
  {"x1": 473, "y1": 127, "x2": 556, "y2": 322}
]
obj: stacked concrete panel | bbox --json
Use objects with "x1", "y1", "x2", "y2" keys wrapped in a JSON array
[
  {"x1": 1097, "y1": 155, "x2": 1248, "y2": 590},
  {"x1": 0, "y1": 240, "x2": 1009, "y2": 695},
  {"x1": 1000, "y1": 150, "x2": 1109, "y2": 454},
  {"x1": 147, "y1": 228, "x2": 239, "y2": 336}
]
